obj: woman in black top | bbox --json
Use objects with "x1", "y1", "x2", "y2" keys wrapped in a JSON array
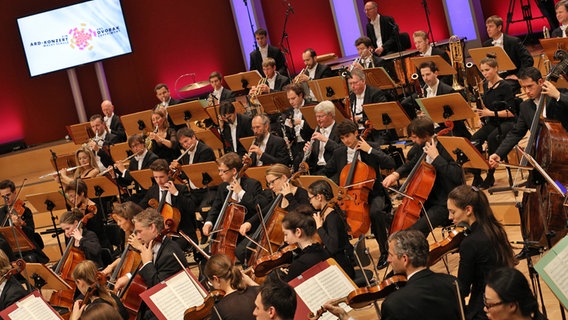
[
  {"x1": 148, "y1": 108, "x2": 180, "y2": 163},
  {"x1": 308, "y1": 180, "x2": 355, "y2": 279},
  {"x1": 204, "y1": 254, "x2": 259, "y2": 320},
  {"x1": 471, "y1": 56, "x2": 516, "y2": 189},
  {"x1": 448, "y1": 185, "x2": 515, "y2": 320}
]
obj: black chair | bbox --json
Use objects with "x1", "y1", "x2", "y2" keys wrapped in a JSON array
[
  {"x1": 351, "y1": 235, "x2": 376, "y2": 288},
  {"x1": 399, "y1": 32, "x2": 412, "y2": 51}
]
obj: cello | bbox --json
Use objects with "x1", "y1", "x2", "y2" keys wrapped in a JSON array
[{"x1": 337, "y1": 125, "x2": 375, "y2": 237}]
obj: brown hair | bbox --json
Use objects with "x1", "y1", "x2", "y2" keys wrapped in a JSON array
[
  {"x1": 486, "y1": 15, "x2": 503, "y2": 28},
  {"x1": 0, "y1": 250, "x2": 11, "y2": 276},
  {"x1": 72, "y1": 260, "x2": 117, "y2": 309},
  {"x1": 216, "y1": 152, "x2": 242, "y2": 171},
  {"x1": 112, "y1": 201, "x2": 143, "y2": 221},
  {"x1": 407, "y1": 117, "x2": 435, "y2": 138},
  {"x1": 152, "y1": 109, "x2": 170, "y2": 130},
  {"x1": 281, "y1": 204, "x2": 316, "y2": 237},
  {"x1": 60, "y1": 209, "x2": 84, "y2": 225},
  {"x1": 204, "y1": 254, "x2": 247, "y2": 291}
]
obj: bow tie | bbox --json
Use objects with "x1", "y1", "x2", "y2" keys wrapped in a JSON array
[{"x1": 492, "y1": 40, "x2": 502, "y2": 46}]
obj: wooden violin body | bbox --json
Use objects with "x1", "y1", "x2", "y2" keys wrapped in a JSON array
[
  {"x1": 253, "y1": 243, "x2": 299, "y2": 277},
  {"x1": 428, "y1": 225, "x2": 470, "y2": 266},
  {"x1": 184, "y1": 290, "x2": 225, "y2": 320},
  {"x1": 247, "y1": 201, "x2": 287, "y2": 269},
  {"x1": 211, "y1": 203, "x2": 246, "y2": 263}
]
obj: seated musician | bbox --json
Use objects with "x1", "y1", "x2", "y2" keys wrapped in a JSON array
[
  {"x1": 295, "y1": 48, "x2": 335, "y2": 102},
  {"x1": 88, "y1": 114, "x2": 121, "y2": 171},
  {"x1": 483, "y1": 15, "x2": 533, "y2": 92},
  {"x1": 276, "y1": 205, "x2": 329, "y2": 282},
  {"x1": 253, "y1": 275, "x2": 297, "y2": 320},
  {"x1": 202, "y1": 152, "x2": 269, "y2": 238},
  {"x1": 0, "y1": 179, "x2": 48, "y2": 263},
  {"x1": 412, "y1": 30, "x2": 451, "y2": 86},
  {"x1": 245, "y1": 114, "x2": 291, "y2": 167},
  {"x1": 470, "y1": 56, "x2": 516, "y2": 189},
  {"x1": 382, "y1": 117, "x2": 464, "y2": 236},
  {"x1": 154, "y1": 83, "x2": 183, "y2": 130},
  {"x1": 0, "y1": 249, "x2": 28, "y2": 311},
  {"x1": 203, "y1": 254, "x2": 259, "y2": 320},
  {"x1": 363, "y1": 1, "x2": 399, "y2": 56},
  {"x1": 72, "y1": 302, "x2": 122, "y2": 320},
  {"x1": 250, "y1": 28, "x2": 288, "y2": 77},
  {"x1": 115, "y1": 134, "x2": 159, "y2": 203},
  {"x1": 250, "y1": 58, "x2": 290, "y2": 94},
  {"x1": 147, "y1": 109, "x2": 180, "y2": 163},
  {"x1": 59, "y1": 209, "x2": 103, "y2": 267},
  {"x1": 114, "y1": 208, "x2": 188, "y2": 320},
  {"x1": 101, "y1": 100, "x2": 126, "y2": 143},
  {"x1": 489, "y1": 66, "x2": 568, "y2": 168},
  {"x1": 447, "y1": 185, "x2": 515, "y2": 320},
  {"x1": 170, "y1": 127, "x2": 217, "y2": 214},
  {"x1": 281, "y1": 84, "x2": 313, "y2": 170},
  {"x1": 552, "y1": 1, "x2": 568, "y2": 38},
  {"x1": 208, "y1": 72, "x2": 235, "y2": 106},
  {"x1": 307, "y1": 179, "x2": 355, "y2": 279},
  {"x1": 324, "y1": 120, "x2": 395, "y2": 269},
  {"x1": 219, "y1": 102, "x2": 254, "y2": 157},
  {"x1": 139, "y1": 159, "x2": 197, "y2": 251},
  {"x1": 101, "y1": 201, "x2": 143, "y2": 277},
  {"x1": 70, "y1": 260, "x2": 128, "y2": 320},
  {"x1": 65, "y1": 179, "x2": 109, "y2": 251},
  {"x1": 353, "y1": 36, "x2": 384, "y2": 69},
  {"x1": 57, "y1": 147, "x2": 100, "y2": 186},
  {"x1": 302, "y1": 101, "x2": 342, "y2": 175},
  {"x1": 381, "y1": 230, "x2": 462, "y2": 320}
]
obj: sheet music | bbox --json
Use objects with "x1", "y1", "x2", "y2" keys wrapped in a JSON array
[
  {"x1": 149, "y1": 271, "x2": 204, "y2": 319},
  {"x1": 543, "y1": 245, "x2": 568, "y2": 299},
  {"x1": 294, "y1": 265, "x2": 354, "y2": 320},
  {"x1": 8, "y1": 294, "x2": 60, "y2": 320}
]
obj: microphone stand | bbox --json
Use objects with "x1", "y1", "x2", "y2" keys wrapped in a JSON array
[
  {"x1": 421, "y1": 0, "x2": 435, "y2": 43},
  {"x1": 50, "y1": 150, "x2": 71, "y2": 211},
  {"x1": 279, "y1": 1, "x2": 296, "y2": 75},
  {"x1": 243, "y1": 0, "x2": 258, "y2": 51},
  {"x1": 390, "y1": 22, "x2": 408, "y2": 98}
]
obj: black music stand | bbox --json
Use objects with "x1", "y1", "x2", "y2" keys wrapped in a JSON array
[
  {"x1": 168, "y1": 100, "x2": 210, "y2": 129},
  {"x1": 257, "y1": 91, "x2": 289, "y2": 114},
  {"x1": 362, "y1": 67, "x2": 398, "y2": 90},
  {"x1": 468, "y1": 46, "x2": 516, "y2": 72},
  {"x1": 410, "y1": 55, "x2": 457, "y2": 76},
  {"x1": 308, "y1": 76, "x2": 349, "y2": 101},
  {"x1": 180, "y1": 162, "x2": 222, "y2": 189},
  {"x1": 363, "y1": 101, "x2": 411, "y2": 132},
  {"x1": 26, "y1": 191, "x2": 68, "y2": 255},
  {"x1": 437, "y1": 136, "x2": 489, "y2": 170},
  {"x1": 299, "y1": 105, "x2": 346, "y2": 130},
  {"x1": 129, "y1": 169, "x2": 154, "y2": 190},
  {"x1": 224, "y1": 70, "x2": 263, "y2": 91},
  {"x1": 416, "y1": 92, "x2": 475, "y2": 123},
  {"x1": 65, "y1": 122, "x2": 93, "y2": 145},
  {"x1": 120, "y1": 110, "x2": 153, "y2": 137}
]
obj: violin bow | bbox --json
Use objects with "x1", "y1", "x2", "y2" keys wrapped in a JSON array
[
  {"x1": 454, "y1": 279, "x2": 466, "y2": 320},
  {"x1": 2, "y1": 178, "x2": 27, "y2": 227}
]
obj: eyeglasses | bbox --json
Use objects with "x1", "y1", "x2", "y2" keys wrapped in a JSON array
[
  {"x1": 218, "y1": 168, "x2": 230, "y2": 174},
  {"x1": 308, "y1": 194, "x2": 316, "y2": 200},
  {"x1": 483, "y1": 296, "x2": 505, "y2": 309},
  {"x1": 266, "y1": 177, "x2": 279, "y2": 187}
]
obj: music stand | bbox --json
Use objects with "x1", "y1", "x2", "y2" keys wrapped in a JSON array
[
  {"x1": 410, "y1": 55, "x2": 457, "y2": 75},
  {"x1": 120, "y1": 110, "x2": 153, "y2": 137},
  {"x1": 83, "y1": 176, "x2": 120, "y2": 198},
  {"x1": 363, "y1": 101, "x2": 411, "y2": 131},
  {"x1": 205, "y1": 103, "x2": 247, "y2": 126},
  {"x1": 26, "y1": 191, "x2": 68, "y2": 214},
  {"x1": 468, "y1": 46, "x2": 516, "y2": 71},
  {"x1": 257, "y1": 91, "x2": 289, "y2": 114},
  {"x1": 239, "y1": 136, "x2": 257, "y2": 152},
  {"x1": 437, "y1": 136, "x2": 489, "y2": 170},
  {"x1": 168, "y1": 100, "x2": 210, "y2": 128},
  {"x1": 363, "y1": 67, "x2": 398, "y2": 90},
  {"x1": 244, "y1": 166, "x2": 271, "y2": 189},
  {"x1": 225, "y1": 70, "x2": 263, "y2": 91},
  {"x1": 308, "y1": 76, "x2": 349, "y2": 101},
  {"x1": 195, "y1": 131, "x2": 224, "y2": 155},
  {"x1": 0, "y1": 227, "x2": 35, "y2": 252},
  {"x1": 300, "y1": 105, "x2": 346, "y2": 130},
  {"x1": 129, "y1": 169, "x2": 154, "y2": 190},
  {"x1": 23, "y1": 263, "x2": 71, "y2": 291},
  {"x1": 416, "y1": 92, "x2": 475, "y2": 122},
  {"x1": 180, "y1": 162, "x2": 222, "y2": 189},
  {"x1": 49, "y1": 153, "x2": 76, "y2": 172},
  {"x1": 110, "y1": 142, "x2": 131, "y2": 163},
  {"x1": 298, "y1": 176, "x2": 339, "y2": 198},
  {"x1": 65, "y1": 122, "x2": 93, "y2": 145}
]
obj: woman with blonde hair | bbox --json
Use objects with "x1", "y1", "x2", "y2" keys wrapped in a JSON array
[
  {"x1": 148, "y1": 108, "x2": 179, "y2": 162},
  {"x1": 58, "y1": 147, "x2": 100, "y2": 186}
]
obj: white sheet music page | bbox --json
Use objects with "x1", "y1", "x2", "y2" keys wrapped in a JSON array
[
  {"x1": 543, "y1": 245, "x2": 568, "y2": 299},
  {"x1": 294, "y1": 265, "x2": 354, "y2": 320},
  {"x1": 8, "y1": 294, "x2": 60, "y2": 320},
  {"x1": 149, "y1": 271, "x2": 204, "y2": 319}
]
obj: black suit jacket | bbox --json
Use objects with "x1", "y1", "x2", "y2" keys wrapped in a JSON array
[
  {"x1": 219, "y1": 88, "x2": 235, "y2": 103},
  {"x1": 281, "y1": 107, "x2": 314, "y2": 142},
  {"x1": 108, "y1": 114, "x2": 126, "y2": 142},
  {"x1": 251, "y1": 134, "x2": 291, "y2": 167},
  {"x1": 482, "y1": 34, "x2": 533, "y2": 77},
  {"x1": 271, "y1": 74, "x2": 291, "y2": 92},
  {"x1": 348, "y1": 85, "x2": 387, "y2": 122},
  {"x1": 381, "y1": 269, "x2": 462, "y2": 320},
  {"x1": 495, "y1": 91, "x2": 568, "y2": 159},
  {"x1": 249, "y1": 45, "x2": 287, "y2": 76},
  {"x1": 221, "y1": 113, "x2": 254, "y2": 156},
  {"x1": 552, "y1": 26, "x2": 564, "y2": 38},
  {"x1": 366, "y1": 15, "x2": 399, "y2": 56},
  {"x1": 313, "y1": 63, "x2": 335, "y2": 79},
  {"x1": 306, "y1": 122, "x2": 342, "y2": 168},
  {"x1": 0, "y1": 277, "x2": 28, "y2": 311},
  {"x1": 179, "y1": 141, "x2": 216, "y2": 165},
  {"x1": 118, "y1": 151, "x2": 159, "y2": 190}
]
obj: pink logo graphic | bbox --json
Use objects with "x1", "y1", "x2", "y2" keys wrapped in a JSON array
[{"x1": 69, "y1": 23, "x2": 96, "y2": 50}]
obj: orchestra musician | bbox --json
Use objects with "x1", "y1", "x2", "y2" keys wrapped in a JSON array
[
  {"x1": 302, "y1": 101, "x2": 342, "y2": 175},
  {"x1": 115, "y1": 134, "x2": 159, "y2": 203},
  {"x1": 470, "y1": 56, "x2": 516, "y2": 189},
  {"x1": 277, "y1": 205, "x2": 329, "y2": 282},
  {"x1": 488, "y1": 66, "x2": 568, "y2": 168},
  {"x1": 382, "y1": 117, "x2": 464, "y2": 236},
  {"x1": 147, "y1": 108, "x2": 180, "y2": 163},
  {"x1": 245, "y1": 114, "x2": 291, "y2": 167},
  {"x1": 70, "y1": 260, "x2": 128, "y2": 320},
  {"x1": 219, "y1": 101, "x2": 254, "y2": 157},
  {"x1": 412, "y1": 30, "x2": 452, "y2": 86},
  {"x1": 139, "y1": 159, "x2": 197, "y2": 251},
  {"x1": 57, "y1": 146, "x2": 100, "y2": 186},
  {"x1": 58, "y1": 209, "x2": 103, "y2": 267},
  {"x1": 253, "y1": 275, "x2": 297, "y2": 320},
  {"x1": 353, "y1": 36, "x2": 384, "y2": 69},
  {"x1": 89, "y1": 114, "x2": 121, "y2": 171},
  {"x1": 324, "y1": 120, "x2": 395, "y2": 269},
  {"x1": 363, "y1": 1, "x2": 399, "y2": 56},
  {"x1": 552, "y1": 1, "x2": 568, "y2": 38},
  {"x1": 296, "y1": 48, "x2": 335, "y2": 102},
  {"x1": 250, "y1": 28, "x2": 288, "y2": 77},
  {"x1": 209, "y1": 71, "x2": 235, "y2": 106},
  {"x1": 154, "y1": 83, "x2": 182, "y2": 130},
  {"x1": 0, "y1": 249, "x2": 28, "y2": 311},
  {"x1": 447, "y1": 185, "x2": 515, "y2": 320},
  {"x1": 203, "y1": 254, "x2": 259, "y2": 320},
  {"x1": 381, "y1": 230, "x2": 462, "y2": 320},
  {"x1": 308, "y1": 179, "x2": 355, "y2": 279},
  {"x1": 0, "y1": 179, "x2": 48, "y2": 263},
  {"x1": 72, "y1": 302, "x2": 122, "y2": 320},
  {"x1": 101, "y1": 100, "x2": 127, "y2": 143},
  {"x1": 484, "y1": 267, "x2": 546, "y2": 320},
  {"x1": 249, "y1": 58, "x2": 290, "y2": 94},
  {"x1": 114, "y1": 208, "x2": 188, "y2": 320},
  {"x1": 282, "y1": 84, "x2": 314, "y2": 170}
]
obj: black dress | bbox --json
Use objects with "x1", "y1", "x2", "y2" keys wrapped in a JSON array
[
  {"x1": 317, "y1": 209, "x2": 355, "y2": 279},
  {"x1": 281, "y1": 243, "x2": 329, "y2": 282},
  {"x1": 150, "y1": 128, "x2": 180, "y2": 163},
  {"x1": 211, "y1": 285, "x2": 259, "y2": 320}
]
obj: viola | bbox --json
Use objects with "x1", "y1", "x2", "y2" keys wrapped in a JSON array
[
  {"x1": 252, "y1": 243, "x2": 299, "y2": 277},
  {"x1": 308, "y1": 275, "x2": 407, "y2": 320},
  {"x1": 0, "y1": 259, "x2": 26, "y2": 284},
  {"x1": 428, "y1": 225, "x2": 470, "y2": 266},
  {"x1": 183, "y1": 290, "x2": 225, "y2": 320}
]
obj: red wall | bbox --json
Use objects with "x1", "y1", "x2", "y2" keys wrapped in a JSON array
[{"x1": 480, "y1": 0, "x2": 552, "y2": 38}]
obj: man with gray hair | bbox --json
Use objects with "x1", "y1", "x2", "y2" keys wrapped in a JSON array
[
  {"x1": 302, "y1": 101, "x2": 341, "y2": 175},
  {"x1": 245, "y1": 114, "x2": 291, "y2": 167}
]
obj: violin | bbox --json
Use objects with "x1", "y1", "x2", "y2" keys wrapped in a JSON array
[
  {"x1": 428, "y1": 224, "x2": 470, "y2": 266},
  {"x1": 308, "y1": 275, "x2": 407, "y2": 320},
  {"x1": 252, "y1": 243, "x2": 299, "y2": 277},
  {"x1": 0, "y1": 259, "x2": 26, "y2": 284},
  {"x1": 183, "y1": 290, "x2": 225, "y2": 320},
  {"x1": 2, "y1": 199, "x2": 26, "y2": 227}
]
